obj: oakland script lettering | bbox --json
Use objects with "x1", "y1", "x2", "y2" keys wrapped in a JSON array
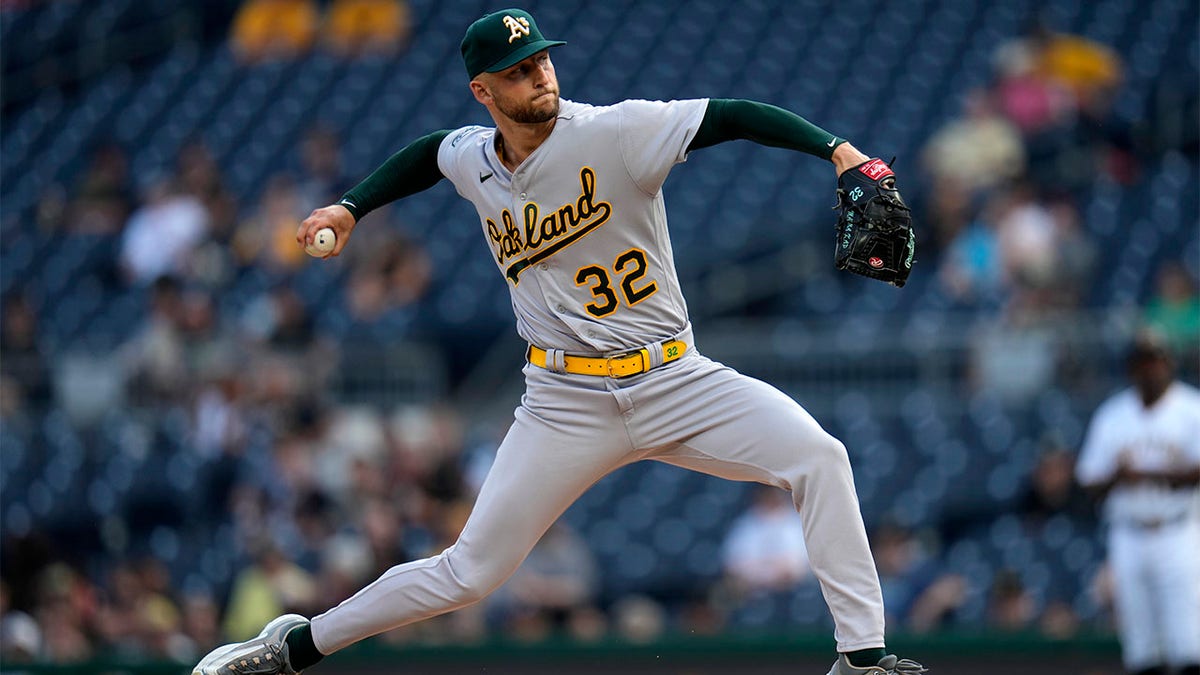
[{"x1": 486, "y1": 167, "x2": 612, "y2": 272}]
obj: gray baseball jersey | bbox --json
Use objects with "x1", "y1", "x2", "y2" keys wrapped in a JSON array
[{"x1": 437, "y1": 98, "x2": 707, "y2": 353}]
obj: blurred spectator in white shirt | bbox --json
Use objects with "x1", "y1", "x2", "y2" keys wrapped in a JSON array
[
  {"x1": 119, "y1": 176, "x2": 209, "y2": 285},
  {"x1": 922, "y1": 89, "x2": 1026, "y2": 195},
  {"x1": 721, "y1": 486, "x2": 811, "y2": 592}
]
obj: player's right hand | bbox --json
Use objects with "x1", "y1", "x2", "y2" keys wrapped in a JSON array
[{"x1": 297, "y1": 204, "x2": 356, "y2": 258}]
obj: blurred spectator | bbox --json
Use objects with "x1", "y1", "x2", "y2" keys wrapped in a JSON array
[
  {"x1": 720, "y1": 486, "x2": 812, "y2": 593},
  {"x1": 180, "y1": 593, "x2": 221, "y2": 658},
  {"x1": 177, "y1": 140, "x2": 240, "y2": 260},
  {"x1": 324, "y1": 0, "x2": 411, "y2": 58},
  {"x1": 342, "y1": 230, "x2": 432, "y2": 331},
  {"x1": 177, "y1": 140, "x2": 237, "y2": 229},
  {"x1": 34, "y1": 183, "x2": 70, "y2": 234},
  {"x1": 137, "y1": 594, "x2": 190, "y2": 661},
  {"x1": 1016, "y1": 440, "x2": 1095, "y2": 528},
  {"x1": 872, "y1": 523, "x2": 966, "y2": 633},
  {"x1": 0, "y1": 291, "x2": 51, "y2": 407},
  {"x1": 295, "y1": 125, "x2": 351, "y2": 214},
  {"x1": 937, "y1": 175, "x2": 1095, "y2": 317},
  {"x1": 1087, "y1": 561, "x2": 1117, "y2": 631},
  {"x1": 315, "y1": 533, "x2": 373, "y2": 613},
  {"x1": 311, "y1": 405, "x2": 389, "y2": 500},
  {"x1": 95, "y1": 562, "x2": 149, "y2": 655},
  {"x1": 389, "y1": 405, "x2": 467, "y2": 506},
  {"x1": 1040, "y1": 195, "x2": 1096, "y2": 307},
  {"x1": 920, "y1": 176, "x2": 973, "y2": 263},
  {"x1": 986, "y1": 569, "x2": 1036, "y2": 632},
  {"x1": 178, "y1": 290, "x2": 238, "y2": 378},
  {"x1": 995, "y1": 183, "x2": 1058, "y2": 295},
  {"x1": 232, "y1": 173, "x2": 311, "y2": 274},
  {"x1": 937, "y1": 194, "x2": 1006, "y2": 306},
  {"x1": 1144, "y1": 261, "x2": 1200, "y2": 373},
  {"x1": 119, "y1": 175, "x2": 210, "y2": 285},
  {"x1": 961, "y1": 193, "x2": 1096, "y2": 400},
  {"x1": 489, "y1": 522, "x2": 600, "y2": 642},
  {"x1": 270, "y1": 430, "x2": 322, "y2": 507},
  {"x1": 34, "y1": 564, "x2": 95, "y2": 663},
  {"x1": 357, "y1": 496, "x2": 414, "y2": 577},
  {"x1": 611, "y1": 594, "x2": 667, "y2": 645},
  {"x1": 0, "y1": 611, "x2": 41, "y2": 662},
  {"x1": 1034, "y1": 30, "x2": 1123, "y2": 112},
  {"x1": 120, "y1": 276, "x2": 188, "y2": 402},
  {"x1": 230, "y1": 0, "x2": 319, "y2": 64},
  {"x1": 70, "y1": 141, "x2": 132, "y2": 235},
  {"x1": 1038, "y1": 599, "x2": 1082, "y2": 640},
  {"x1": 287, "y1": 489, "x2": 337, "y2": 574},
  {"x1": 0, "y1": 377, "x2": 26, "y2": 434},
  {"x1": 968, "y1": 315, "x2": 1058, "y2": 402},
  {"x1": 120, "y1": 280, "x2": 236, "y2": 407},
  {"x1": 994, "y1": 22, "x2": 1132, "y2": 188},
  {"x1": 253, "y1": 285, "x2": 317, "y2": 350},
  {"x1": 174, "y1": 140, "x2": 240, "y2": 290},
  {"x1": 190, "y1": 355, "x2": 250, "y2": 460},
  {"x1": 992, "y1": 31, "x2": 1075, "y2": 137},
  {"x1": 922, "y1": 89, "x2": 1026, "y2": 195},
  {"x1": 100, "y1": 558, "x2": 193, "y2": 662},
  {"x1": 221, "y1": 541, "x2": 319, "y2": 641},
  {"x1": 0, "y1": 580, "x2": 41, "y2": 663}
]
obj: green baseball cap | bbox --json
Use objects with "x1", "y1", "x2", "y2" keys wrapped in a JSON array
[{"x1": 460, "y1": 8, "x2": 566, "y2": 80}]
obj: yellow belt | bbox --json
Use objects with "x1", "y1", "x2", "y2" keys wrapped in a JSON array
[{"x1": 527, "y1": 340, "x2": 687, "y2": 378}]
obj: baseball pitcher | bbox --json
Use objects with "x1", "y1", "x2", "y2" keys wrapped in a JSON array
[{"x1": 194, "y1": 8, "x2": 922, "y2": 675}]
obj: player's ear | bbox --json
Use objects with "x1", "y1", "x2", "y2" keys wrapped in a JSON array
[{"x1": 469, "y1": 78, "x2": 493, "y2": 106}]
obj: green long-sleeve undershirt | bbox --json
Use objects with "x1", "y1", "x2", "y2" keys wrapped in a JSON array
[
  {"x1": 337, "y1": 129, "x2": 451, "y2": 222},
  {"x1": 337, "y1": 99, "x2": 844, "y2": 222},
  {"x1": 688, "y1": 98, "x2": 846, "y2": 157}
]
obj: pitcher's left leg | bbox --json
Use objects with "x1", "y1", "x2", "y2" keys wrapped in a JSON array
[{"x1": 630, "y1": 356, "x2": 884, "y2": 652}]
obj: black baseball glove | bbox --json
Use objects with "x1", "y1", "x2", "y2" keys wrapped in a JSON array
[{"x1": 833, "y1": 158, "x2": 914, "y2": 287}]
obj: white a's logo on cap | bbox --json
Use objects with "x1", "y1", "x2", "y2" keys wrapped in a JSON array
[{"x1": 503, "y1": 15, "x2": 530, "y2": 43}]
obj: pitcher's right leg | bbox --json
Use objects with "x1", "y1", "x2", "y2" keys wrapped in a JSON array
[{"x1": 309, "y1": 371, "x2": 632, "y2": 655}]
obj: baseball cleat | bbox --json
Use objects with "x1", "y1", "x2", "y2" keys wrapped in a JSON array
[
  {"x1": 827, "y1": 653, "x2": 928, "y2": 675},
  {"x1": 192, "y1": 614, "x2": 309, "y2": 675}
]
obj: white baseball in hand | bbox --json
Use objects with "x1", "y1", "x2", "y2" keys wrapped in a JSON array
[{"x1": 305, "y1": 228, "x2": 336, "y2": 257}]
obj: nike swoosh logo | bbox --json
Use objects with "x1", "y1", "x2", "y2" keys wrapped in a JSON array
[
  {"x1": 479, "y1": 172, "x2": 494, "y2": 183},
  {"x1": 827, "y1": 139, "x2": 837, "y2": 147}
]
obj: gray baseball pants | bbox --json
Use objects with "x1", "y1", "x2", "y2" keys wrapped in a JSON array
[{"x1": 310, "y1": 345, "x2": 886, "y2": 653}]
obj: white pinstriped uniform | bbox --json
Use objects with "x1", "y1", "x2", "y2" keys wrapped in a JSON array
[{"x1": 1077, "y1": 382, "x2": 1200, "y2": 670}]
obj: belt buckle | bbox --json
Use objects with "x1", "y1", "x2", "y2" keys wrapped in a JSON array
[{"x1": 607, "y1": 350, "x2": 645, "y2": 378}]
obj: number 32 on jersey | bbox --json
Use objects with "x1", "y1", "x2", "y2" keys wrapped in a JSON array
[{"x1": 574, "y1": 248, "x2": 658, "y2": 318}]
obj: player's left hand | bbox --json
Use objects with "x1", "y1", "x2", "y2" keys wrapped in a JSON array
[{"x1": 832, "y1": 158, "x2": 914, "y2": 287}]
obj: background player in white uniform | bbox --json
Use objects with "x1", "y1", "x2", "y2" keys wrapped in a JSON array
[
  {"x1": 1076, "y1": 331, "x2": 1200, "y2": 675},
  {"x1": 194, "y1": 9, "x2": 925, "y2": 675}
]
